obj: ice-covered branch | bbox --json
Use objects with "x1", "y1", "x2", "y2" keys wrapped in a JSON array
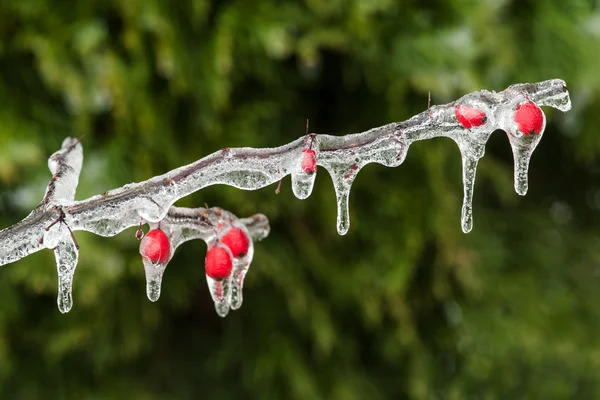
[{"x1": 0, "y1": 79, "x2": 571, "y2": 315}]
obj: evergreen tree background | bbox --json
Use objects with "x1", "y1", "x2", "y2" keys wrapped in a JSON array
[{"x1": 0, "y1": 0, "x2": 599, "y2": 398}]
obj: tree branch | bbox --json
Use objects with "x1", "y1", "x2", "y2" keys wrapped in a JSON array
[{"x1": 0, "y1": 79, "x2": 571, "y2": 314}]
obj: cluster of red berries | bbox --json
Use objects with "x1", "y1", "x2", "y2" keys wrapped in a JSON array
[
  {"x1": 205, "y1": 227, "x2": 250, "y2": 280},
  {"x1": 140, "y1": 224, "x2": 251, "y2": 281},
  {"x1": 455, "y1": 100, "x2": 544, "y2": 137}
]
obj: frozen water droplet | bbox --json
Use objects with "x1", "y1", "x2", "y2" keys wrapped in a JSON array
[
  {"x1": 206, "y1": 275, "x2": 232, "y2": 317},
  {"x1": 142, "y1": 258, "x2": 167, "y2": 302},
  {"x1": 54, "y1": 236, "x2": 79, "y2": 314},
  {"x1": 460, "y1": 155, "x2": 479, "y2": 233},
  {"x1": 291, "y1": 171, "x2": 316, "y2": 200}
]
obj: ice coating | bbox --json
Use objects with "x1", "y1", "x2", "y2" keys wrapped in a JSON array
[
  {"x1": 43, "y1": 137, "x2": 83, "y2": 206},
  {"x1": 54, "y1": 235, "x2": 79, "y2": 313},
  {"x1": 238, "y1": 213, "x2": 270, "y2": 242},
  {"x1": 0, "y1": 79, "x2": 571, "y2": 314},
  {"x1": 165, "y1": 207, "x2": 269, "y2": 248},
  {"x1": 514, "y1": 79, "x2": 571, "y2": 112},
  {"x1": 0, "y1": 210, "x2": 49, "y2": 266}
]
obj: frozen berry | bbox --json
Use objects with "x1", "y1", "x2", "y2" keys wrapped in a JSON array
[
  {"x1": 301, "y1": 149, "x2": 317, "y2": 174},
  {"x1": 514, "y1": 102, "x2": 544, "y2": 136},
  {"x1": 455, "y1": 105, "x2": 487, "y2": 129},
  {"x1": 140, "y1": 228, "x2": 171, "y2": 264},
  {"x1": 221, "y1": 227, "x2": 250, "y2": 258},
  {"x1": 205, "y1": 246, "x2": 233, "y2": 280}
]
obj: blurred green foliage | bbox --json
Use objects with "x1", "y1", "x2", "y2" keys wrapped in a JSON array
[{"x1": 1, "y1": 0, "x2": 600, "y2": 398}]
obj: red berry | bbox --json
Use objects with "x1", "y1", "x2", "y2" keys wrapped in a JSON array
[
  {"x1": 514, "y1": 102, "x2": 544, "y2": 136},
  {"x1": 301, "y1": 149, "x2": 317, "y2": 174},
  {"x1": 205, "y1": 246, "x2": 233, "y2": 280},
  {"x1": 140, "y1": 228, "x2": 171, "y2": 264},
  {"x1": 455, "y1": 105, "x2": 487, "y2": 129},
  {"x1": 221, "y1": 227, "x2": 250, "y2": 258}
]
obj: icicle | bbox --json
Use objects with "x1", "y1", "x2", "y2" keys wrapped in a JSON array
[
  {"x1": 230, "y1": 259, "x2": 247, "y2": 310},
  {"x1": 229, "y1": 229, "x2": 254, "y2": 310},
  {"x1": 291, "y1": 171, "x2": 316, "y2": 200},
  {"x1": 451, "y1": 98, "x2": 492, "y2": 233},
  {"x1": 206, "y1": 275, "x2": 233, "y2": 317},
  {"x1": 507, "y1": 135, "x2": 543, "y2": 196},
  {"x1": 54, "y1": 236, "x2": 79, "y2": 313},
  {"x1": 460, "y1": 155, "x2": 479, "y2": 233},
  {"x1": 142, "y1": 258, "x2": 167, "y2": 302},
  {"x1": 334, "y1": 182, "x2": 352, "y2": 235},
  {"x1": 452, "y1": 139, "x2": 487, "y2": 234},
  {"x1": 326, "y1": 166, "x2": 359, "y2": 236}
]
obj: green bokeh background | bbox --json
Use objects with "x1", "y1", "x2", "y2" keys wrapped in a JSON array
[{"x1": 1, "y1": 0, "x2": 600, "y2": 398}]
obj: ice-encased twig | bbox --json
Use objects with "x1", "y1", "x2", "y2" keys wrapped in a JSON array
[
  {"x1": 165, "y1": 206, "x2": 269, "y2": 251},
  {"x1": 156, "y1": 207, "x2": 261, "y2": 312},
  {"x1": 0, "y1": 79, "x2": 571, "y2": 274},
  {"x1": 41, "y1": 137, "x2": 83, "y2": 207}
]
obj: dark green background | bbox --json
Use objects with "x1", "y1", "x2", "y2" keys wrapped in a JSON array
[{"x1": 1, "y1": 0, "x2": 600, "y2": 398}]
